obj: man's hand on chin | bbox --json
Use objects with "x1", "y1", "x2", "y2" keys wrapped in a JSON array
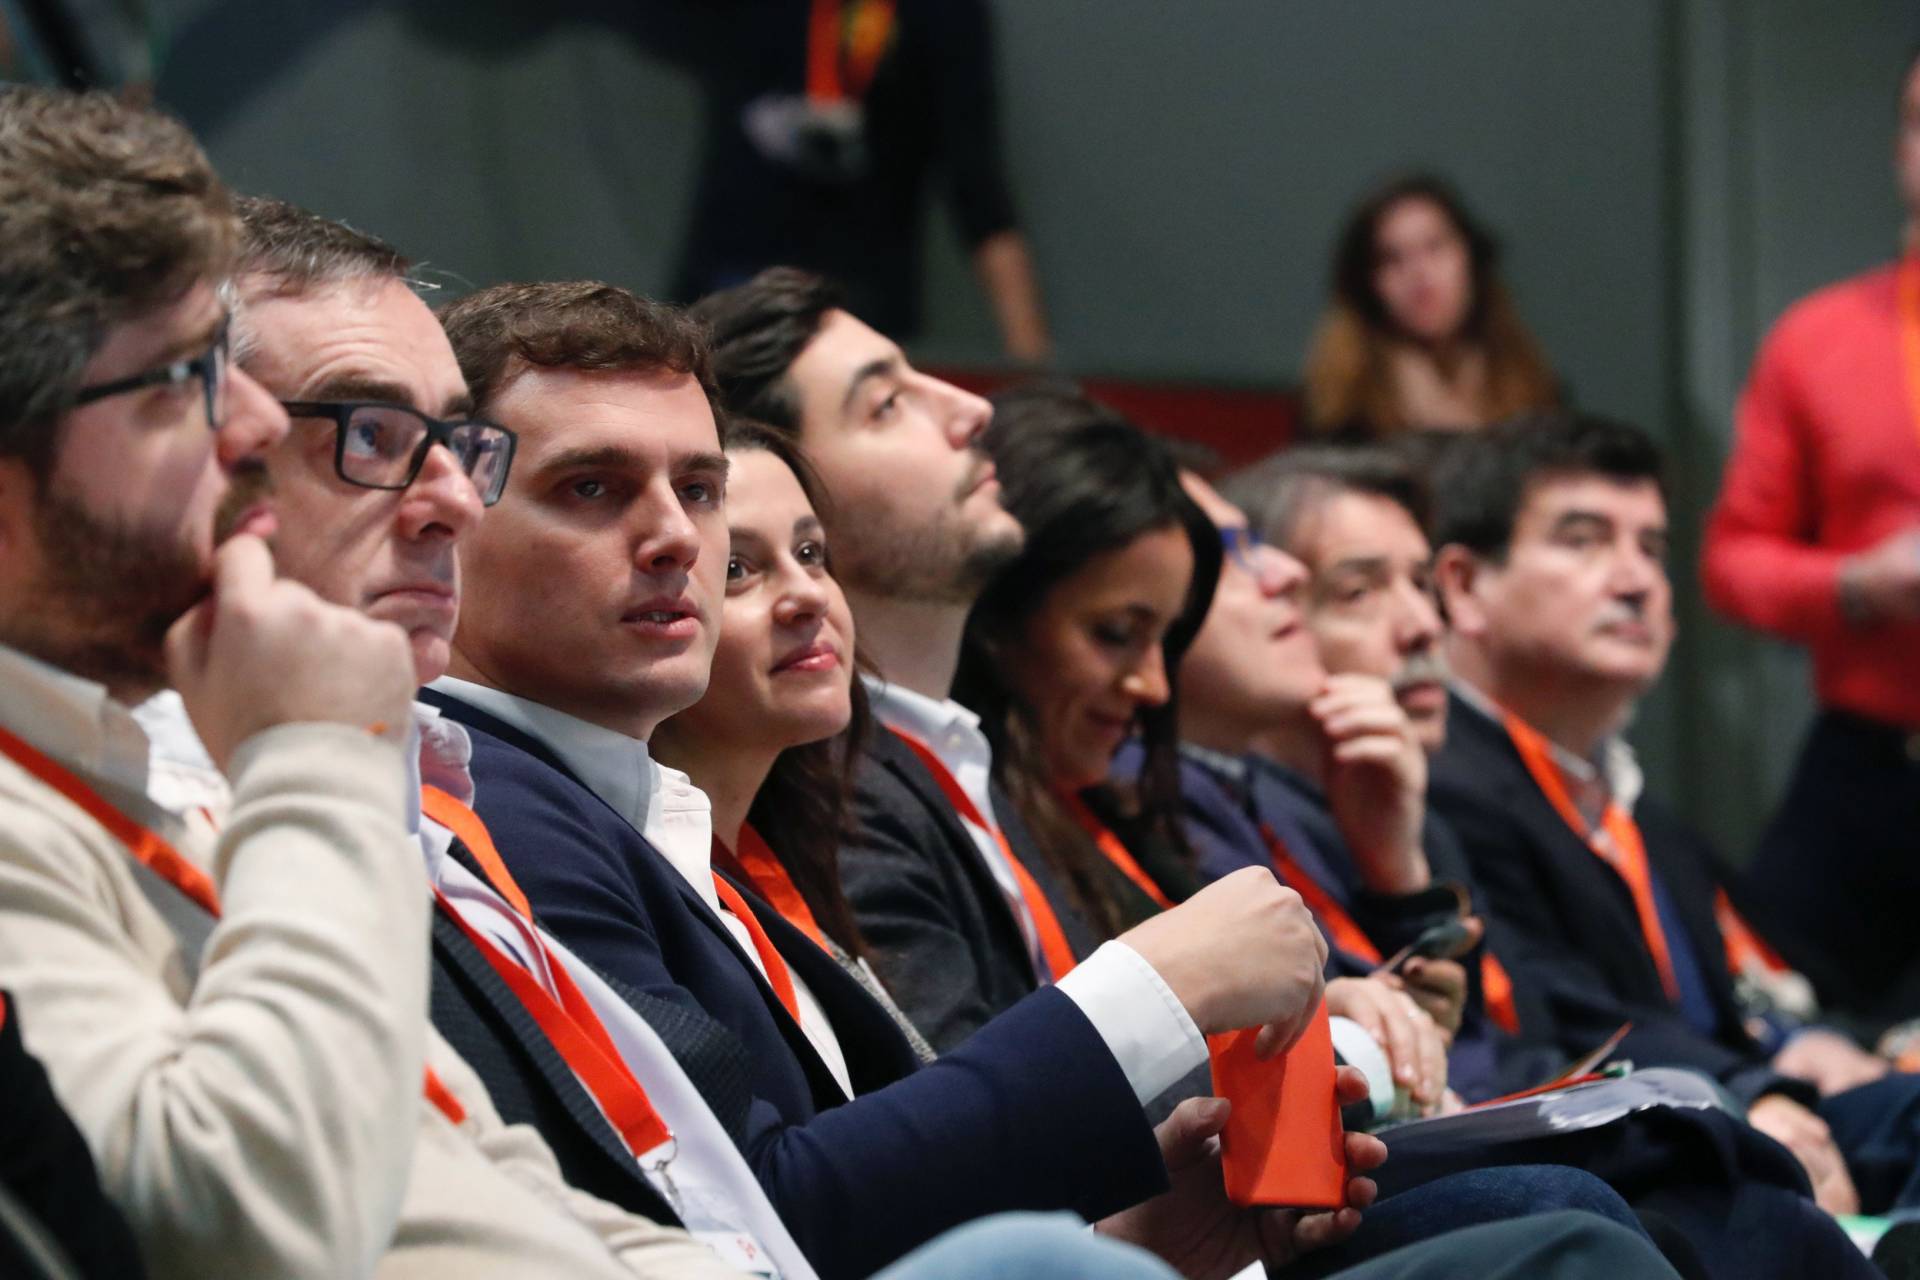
[{"x1": 1095, "y1": 1067, "x2": 1386, "y2": 1279}]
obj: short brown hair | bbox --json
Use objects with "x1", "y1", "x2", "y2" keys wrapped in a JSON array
[
  {"x1": 0, "y1": 86, "x2": 235, "y2": 474},
  {"x1": 235, "y1": 195, "x2": 411, "y2": 297},
  {"x1": 231, "y1": 195, "x2": 414, "y2": 365},
  {"x1": 438, "y1": 280, "x2": 721, "y2": 419}
]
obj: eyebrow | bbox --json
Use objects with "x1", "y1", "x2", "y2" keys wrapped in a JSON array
[
  {"x1": 534, "y1": 445, "x2": 730, "y2": 480},
  {"x1": 794, "y1": 514, "x2": 823, "y2": 536},
  {"x1": 302, "y1": 376, "x2": 416, "y2": 406},
  {"x1": 839, "y1": 355, "x2": 901, "y2": 415},
  {"x1": 535, "y1": 443, "x2": 652, "y2": 477},
  {"x1": 1550, "y1": 510, "x2": 1615, "y2": 531},
  {"x1": 1325, "y1": 554, "x2": 1391, "y2": 579}
]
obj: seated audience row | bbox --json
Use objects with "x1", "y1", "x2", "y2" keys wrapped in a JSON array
[{"x1": 0, "y1": 85, "x2": 1690, "y2": 1280}]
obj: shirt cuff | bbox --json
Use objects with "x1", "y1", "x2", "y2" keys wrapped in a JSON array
[{"x1": 1055, "y1": 940, "x2": 1208, "y2": 1105}]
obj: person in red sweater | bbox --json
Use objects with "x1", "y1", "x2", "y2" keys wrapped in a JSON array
[{"x1": 1701, "y1": 46, "x2": 1920, "y2": 1024}]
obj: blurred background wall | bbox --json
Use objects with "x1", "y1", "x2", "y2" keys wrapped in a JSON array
[{"x1": 124, "y1": 0, "x2": 1920, "y2": 856}]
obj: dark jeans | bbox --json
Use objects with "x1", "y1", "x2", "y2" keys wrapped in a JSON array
[
  {"x1": 1824, "y1": 1072, "x2": 1920, "y2": 1214},
  {"x1": 1741, "y1": 709, "x2": 1920, "y2": 1023},
  {"x1": 1287, "y1": 1165, "x2": 1646, "y2": 1278}
]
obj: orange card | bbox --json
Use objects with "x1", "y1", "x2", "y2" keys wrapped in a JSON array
[{"x1": 1208, "y1": 1000, "x2": 1347, "y2": 1209}]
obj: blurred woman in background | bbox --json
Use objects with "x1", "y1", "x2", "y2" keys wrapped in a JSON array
[{"x1": 1304, "y1": 174, "x2": 1557, "y2": 439}]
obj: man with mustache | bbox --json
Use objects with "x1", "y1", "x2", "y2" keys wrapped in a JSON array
[
  {"x1": 1429, "y1": 411, "x2": 1920, "y2": 1222},
  {"x1": 1216, "y1": 446, "x2": 1547, "y2": 1087}
]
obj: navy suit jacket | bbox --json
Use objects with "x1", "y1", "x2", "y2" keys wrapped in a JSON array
[
  {"x1": 1429, "y1": 693, "x2": 1809, "y2": 1107},
  {"x1": 424, "y1": 690, "x2": 1168, "y2": 1280},
  {"x1": 841, "y1": 728, "x2": 1101, "y2": 1051}
]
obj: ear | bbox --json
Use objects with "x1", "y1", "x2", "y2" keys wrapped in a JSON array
[{"x1": 1431, "y1": 543, "x2": 1491, "y2": 641}]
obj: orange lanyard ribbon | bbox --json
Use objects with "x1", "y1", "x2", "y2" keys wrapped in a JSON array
[
  {"x1": 1060, "y1": 791, "x2": 1174, "y2": 910},
  {"x1": 714, "y1": 825, "x2": 830, "y2": 954},
  {"x1": 427, "y1": 886, "x2": 671, "y2": 1158},
  {"x1": 0, "y1": 722, "x2": 467, "y2": 1125},
  {"x1": 807, "y1": 0, "x2": 897, "y2": 103},
  {"x1": 1259, "y1": 823, "x2": 1383, "y2": 965},
  {"x1": 1259, "y1": 810, "x2": 1519, "y2": 1033},
  {"x1": 426, "y1": 786, "x2": 805, "y2": 1028},
  {"x1": 710, "y1": 874, "x2": 805, "y2": 1024},
  {"x1": 1500, "y1": 712, "x2": 1682, "y2": 1003},
  {"x1": 887, "y1": 726, "x2": 1078, "y2": 982}
]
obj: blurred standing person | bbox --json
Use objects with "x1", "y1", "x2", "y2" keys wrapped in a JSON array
[
  {"x1": 1303, "y1": 175, "x2": 1557, "y2": 439},
  {"x1": 1703, "y1": 48, "x2": 1920, "y2": 1025},
  {"x1": 666, "y1": 0, "x2": 1051, "y2": 362}
]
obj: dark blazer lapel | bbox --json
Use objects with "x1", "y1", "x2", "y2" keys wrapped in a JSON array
[
  {"x1": 870, "y1": 730, "x2": 1037, "y2": 984},
  {"x1": 1447, "y1": 701, "x2": 1672, "y2": 1001},
  {"x1": 427, "y1": 909, "x2": 680, "y2": 1225},
  {"x1": 725, "y1": 874, "x2": 923, "y2": 1095},
  {"x1": 429, "y1": 689, "x2": 851, "y2": 1102}
]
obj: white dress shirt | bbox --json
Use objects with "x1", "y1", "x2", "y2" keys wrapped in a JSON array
[
  {"x1": 864, "y1": 678, "x2": 1207, "y2": 1105},
  {"x1": 430, "y1": 677, "x2": 853, "y2": 1098}
]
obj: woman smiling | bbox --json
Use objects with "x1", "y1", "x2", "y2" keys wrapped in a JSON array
[{"x1": 650, "y1": 418, "x2": 933, "y2": 1060}]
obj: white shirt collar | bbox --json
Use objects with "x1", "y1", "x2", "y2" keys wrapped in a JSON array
[
  {"x1": 428, "y1": 675, "x2": 718, "y2": 910},
  {"x1": 0, "y1": 641, "x2": 151, "y2": 797},
  {"x1": 863, "y1": 676, "x2": 991, "y2": 766}
]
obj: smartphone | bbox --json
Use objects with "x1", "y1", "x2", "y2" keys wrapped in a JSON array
[{"x1": 1376, "y1": 917, "x2": 1477, "y2": 976}]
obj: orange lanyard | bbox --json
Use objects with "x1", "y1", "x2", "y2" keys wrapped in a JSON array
[
  {"x1": 0, "y1": 722, "x2": 467, "y2": 1125},
  {"x1": 1257, "y1": 800, "x2": 1520, "y2": 1033},
  {"x1": 886, "y1": 726, "x2": 1078, "y2": 982},
  {"x1": 1898, "y1": 254, "x2": 1920, "y2": 448},
  {"x1": 1479, "y1": 954, "x2": 1520, "y2": 1036},
  {"x1": 1501, "y1": 712, "x2": 1681, "y2": 1003},
  {"x1": 807, "y1": 0, "x2": 897, "y2": 103},
  {"x1": 710, "y1": 875, "x2": 805, "y2": 1024},
  {"x1": 713, "y1": 825, "x2": 830, "y2": 954},
  {"x1": 1060, "y1": 791, "x2": 1175, "y2": 910},
  {"x1": 423, "y1": 788, "x2": 676, "y2": 1155},
  {"x1": 1714, "y1": 889, "x2": 1791, "y2": 978},
  {"x1": 432, "y1": 892, "x2": 671, "y2": 1156},
  {"x1": 1258, "y1": 823, "x2": 1382, "y2": 965},
  {"x1": 425, "y1": 787, "x2": 805, "y2": 1027}
]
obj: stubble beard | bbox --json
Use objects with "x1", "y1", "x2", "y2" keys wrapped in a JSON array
[
  {"x1": 834, "y1": 503, "x2": 1023, "y2": 605},
  {"x1": 3, "y1": 461, "x2": 274, "y2": 697}
]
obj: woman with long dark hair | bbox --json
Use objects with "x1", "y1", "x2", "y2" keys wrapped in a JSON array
[
  {"x1": 1303, "y1": 174, "x2": 1557, "y2": 438},
  {"x1": 651, "y1": 418, "x2": 933, "y2": 1059},
  {"x1": 954, "y1": 386, "x2": 1223, "y2": 940}
]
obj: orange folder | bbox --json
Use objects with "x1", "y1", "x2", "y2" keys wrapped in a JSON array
[{"x1": 1208, "y1": 1000, "x2": 1347, "y2": 1209}]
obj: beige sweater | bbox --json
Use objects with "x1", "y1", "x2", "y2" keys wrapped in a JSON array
[{"x1": 0, "y1": 647, "x2": 737, "y2": 1280}]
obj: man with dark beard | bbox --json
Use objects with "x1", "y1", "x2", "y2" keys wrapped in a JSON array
[{"x1": 0, "y1": 87, "x2": 437, "y2": 1279}]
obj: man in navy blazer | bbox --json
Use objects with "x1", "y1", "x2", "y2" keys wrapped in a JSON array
[
  {"x1": 1428, "y1": 411, "x2": 1920, "y2": 1218},
  {"x1": 427, "y1": 277, "x2": 1408, "y2": 1280}
]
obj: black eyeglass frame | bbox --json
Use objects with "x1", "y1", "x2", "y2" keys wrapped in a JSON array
[
  {"x1": 279, "y1": 399, "x2": 519, "y2": 507},
  {"x1": 72, "y1": 319, "x2": 230, "y2": 430}
]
